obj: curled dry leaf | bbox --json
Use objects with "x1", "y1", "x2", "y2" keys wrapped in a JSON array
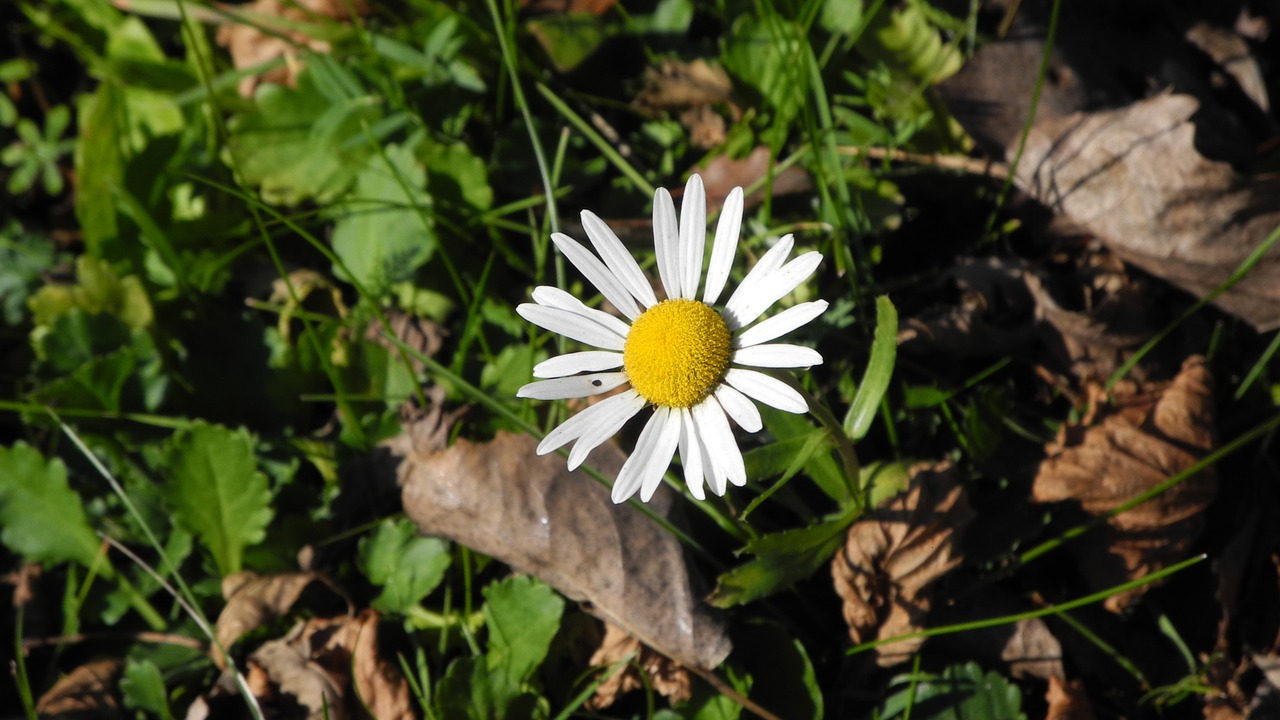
[
  {"x1": 1015, "y1": 94, "x2": 1280, "y2": 331},
  {"x1": 365, "y1": 309, "x2": 447, "y2": 375},
  {"x1": 586, "y1": 622, "x2": 692, "y2": 710},
  {"x1": 216, "y1": 0, "x2": 370, "y2": 98},
  {"x1": 35, "y1": 658, "x2": 123, "y2": 719},
  {"x1": 831, "y1": 460, "x2": 974, "y2": 666},
  {"x1": 214, "y1": 570, "x2": 348, "y2": 668},
  {"x1": 1032, "y1": 356, "x2": 1217, "y2": 613},
  {"x1": 396, "y1": 430, "x2": 731, "y2": 670},
  {"x1": 247, "y1": 610, "x2": 413, "y2": 720},
  {"x1": 1046, "y1": 676, "x2": 1096, "y2": 720}
]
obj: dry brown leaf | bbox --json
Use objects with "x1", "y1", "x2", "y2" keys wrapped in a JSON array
[
  {"x1": 699, "y1": 147, "x2": 812, "y2": 215},
  {"x1": 635, "y1": 59, "x2": 736, "y2": 149},
  {"x1": 365, "y1": 309, "x2": 447, "y2": 375},
  {"x1": 897, "y1": 257, "x2": 1037, "y2": 360},
  {"x1": 35, "y1": 658, "x2": 123, "y2": 719},
  {"x1": 1024, "y1": 253, "x2": 1158, "y2": 383},
  {"x1": 247, "y1": 610, "x2": 413, "y2": 720},
  {"x1": 216, "y1": 0, "x2": 370, "y2": 98},
  {"x1": 1046, "y1": 676, "x2": 1096, "y2": 720},
  {"x1": 1032, "y1": 356, "x2": 1217, "y2": 612},
  {"x1": 214, "y1": 570, "x2": 348, "y2": 668},
  {"x1": 396, "y1": 430, "x2": 731, "y2": 670},
  {"x1": 586, "y1": 622, "x2": 692, "y2": 710},
  {"x1": 3, "y1": 562, "x2": 40, "y2": 607},
  {"x1": 1015, "y1": 94, "x2": 1280, "y2": 331},
  {"x1": 831, "y1": 460, "x2": 974, "y2": 666}
]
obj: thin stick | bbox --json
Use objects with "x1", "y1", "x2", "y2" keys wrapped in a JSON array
[
  {"x1": 836, "y1": 145, "x2": 1010, "y2": 179},
  {"x1": 22, "y1": 632, "x2": 205, "y2": 653}
]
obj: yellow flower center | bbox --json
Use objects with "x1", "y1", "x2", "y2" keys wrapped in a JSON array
[{"x1": 624, "y1": 299, "x2": 732, "y2": 408}]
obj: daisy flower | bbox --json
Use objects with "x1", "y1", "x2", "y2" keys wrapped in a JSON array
[{"x1": 517, "y1": 174, "x2": 828, "y2": 504}]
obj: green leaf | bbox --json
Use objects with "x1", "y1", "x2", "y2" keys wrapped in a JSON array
[
  {"x1": 74, "y1": 83, "x2": 125, "y2": 254},
  {"x1": 483, "y1": 576, "x2": 564, "y2": 718},
  {"x1": 845, "y1": 295, "x2": 898, "y2": 439},
  {"x1": 358, "y1": 519, "x2": 451, "y2": 613},
  {"x1": 0, "y1": 443, "x2": 105, "y2": 573},
  {"x1": 526, "y1": 14, "x2": 607, "y2": 73},
  {"x1": 876, "y1": 662, "x2": 1025, "y2": 720},
  {"x1": 820, "y1": 0, "x2": 864, "y2": 35},
  {"x1": 164, "y1": 422, "x2": 273, "y2": 577},
  {"x1": 707, "y1": 532, "x2": 845, "y2": 608},
  {"x1": 330, "y1": 144, "x2": 435, "y2": 295},
  {"x1": 758, "y1": 407, "x2": 848, "y2": 503},
  {"x1": 120, "y1": 658, "x2": 173, "y2": 720},
  {"x1": 425, "y1": 141, "x2": 493, "y2": 211},
  {"x1": 721, "y1": 15, "x2": 806, "y2": 125},
  {"x1": 225, "y1": 68, "x2": 379, "y2": 205}
]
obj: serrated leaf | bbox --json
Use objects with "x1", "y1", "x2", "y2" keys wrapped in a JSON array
[
  {"x1": 721, "y1": 15, "x2": 805, "y2": 124},
  {"x1": 483, "y1": 576, "x2": 563, "y2": 718},
  {"x1": 845, "y1": 295, "x2": 898, "y2": 439},
  {"x1": 0, "y1": 221, "x2": 56, "y2": 325},
  {"x1": 526, "y1": 14, "x2": 606, "y2": 73},
  {"x1": 707, "y1": 531, "x2": 845, "y2": 608},
  {"x1": 164, "y1": 422, "x2": 272, "y2": 577},
  {"x1": 358, "y1": 519, "x2": 451, "y2": 613},
  {"x1": 330, "y1": 144, "x2": 435, "y2": 295},
  {"x1": 0, "y1": 443, "x2": 105, "y2": 572},
  {"x1": 735, "y1": 622, "x2": 822, "y2": 720}
]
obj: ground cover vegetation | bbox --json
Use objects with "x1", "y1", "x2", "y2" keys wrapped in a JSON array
[{"x1": 3, "y1": 0, "x2": 1280, "y2": 717}]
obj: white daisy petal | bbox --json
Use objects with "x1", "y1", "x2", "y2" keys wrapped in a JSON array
[
  {"x1": 652, "y1": 188, "x2": 681, "y2": 300},
  {"x1": 735, "y1": 300, "x2": 828, "y2": 349},
  {"x1": 612, "y1": 407, "x2": 679, "y2": 504},
  {"x1": 698, "y1": 429, "x2": 725, "y2": 496},
  {"x1": 733, "y1": 343, "x2": 823, "y2": 369},
  {"x1": 678, "y1": 174, "x2": 706, "y2": 300},
  {"x1": 677, "y1": 408, "x2": 706, "y2": 500},
  {"x1": 517, "y1": 372, "x2": 629, "y2": 400},
  {"x1": 533, "y1": 350, "x2": 624, "y2": 379},
  {"x1": 581, "y1": 210, "x2": 658, "y2": 308},
  {"x1": 567, "y1": 391, "x2": 648, "y2": 470},
  {"x1": 703, "y1": 186, "x2": 743, "y2": 305},
  {"x1": 640, "y1": 408, "x2": 683, "y2": 502},
  {"x1": 692, "y1": 397, "x2": 746, "y2": 488},
  {"x1": 517, "y1": 304, "x2": 626, "y2": 351},
  {"x1": 531, "y1": 286, "x2": 632, "y2": 338},
  {"x1": 723, "y1": 234, "x2": 795, "y2": 328},
  {"x1": 714, "y1": 383, "x2": 762, "y2": 433},
  {"x1": 728, "y1": 251, "x2": 824, "y2": 327},
  {"x1": 550, "y1": 232, "x2": 642, "y2": 320},
  {"x1": 724, "y1": 368, "x2": 809, "y2": 413},
  {"x1": 536, "y1": 389, "x2": 643, "y2": 455}
]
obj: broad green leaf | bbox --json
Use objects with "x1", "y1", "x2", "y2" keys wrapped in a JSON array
[
  {"x1": 845, "y1": 295, "x2": 898, "y2": 439},
  {"x1": 330, "y1": 144, "x2": 435, "y2": 295},
  {"x1": 861, "y1": 460, "x2": 912, "y2": 508},
  {"x1": 820, "y1": 0, "x2": 864, "y2": 35},
  {"x1": 742, "y1": 508, "x2": 857, "y2": 556},
  {"x1": 483, "y1": 576, "x2": 564, "y2": 718},
  {"x1": 164, "y1": 422, "x2": 273, "y2": 577},
  {"x1": 0, "y1": 443, "x2": 105, "y2": 573},
  {"x1": 876, "y1": 662, "x2": 1025, "y2": 720},
  {"x1": 225, "y1": 68, "x2": 378, "y2": 205},
  {"x1": 426, "y1": 141, "x2": 493, "y2": 211},
  {"x1": 120, "y1": 658, "x2": 173, "y2": 720},
  {"x1": 358, "y1": 519, "x2": 451, "y2": 613}
]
